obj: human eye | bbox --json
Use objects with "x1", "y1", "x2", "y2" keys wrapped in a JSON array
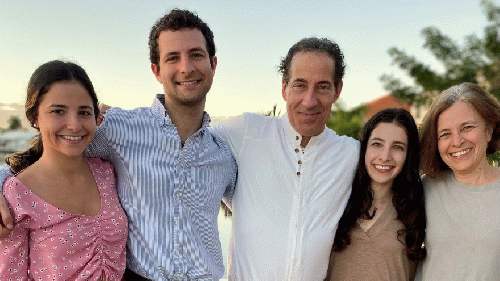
[
  {"x1": 79, "y1": 110, "x2": 93, "y2": 117},
  {"x1": 292, "y1": 82, "x2": 304, "y2": 88},
  {"x1": 50, "y1": 109, "x2": 65, "y2": 115},
  {"x1": 461, "y1": 125, "x2": 474, "y2": 132},
  {"x1": 166, "y1": 56, "x2": 179, "y2": 63},
  {"x1": 438, "y1": 131, "x2": 450, "y2": 139},
  {"x1": 393, "y1": 144, "x2": 406, "y2": 151},
  {"x1": 191, "y1": 52, "x2": 205, "y2": 59},
  {"x1": 370, "y1": 141, "x2": 382, "y2": 148},
  {"x1": 317, "y1": 84, "x2": 332, "y2": 91}
]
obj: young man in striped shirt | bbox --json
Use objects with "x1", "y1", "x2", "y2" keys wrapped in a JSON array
[{"x1": 0, "y1": 9, "x2": 236, "y2": 281}]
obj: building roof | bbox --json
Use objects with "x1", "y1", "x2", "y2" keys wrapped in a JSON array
[{"x1": 364, "y1": 94, "x2": 410, "y2": 120}]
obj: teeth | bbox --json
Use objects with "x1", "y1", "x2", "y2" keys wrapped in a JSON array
[
  {"x1": 451, "y1": 148, "x2": 471, "y2": 157},
  {"x1": 62, "y1": 136, "x2": 82, "y2": 141},
  {"x1": 375, "y1": 165, "x2": 391, "y2": 170},
  {"x1": 179, "y1": 81, "x2": 197, "y2": 85}
]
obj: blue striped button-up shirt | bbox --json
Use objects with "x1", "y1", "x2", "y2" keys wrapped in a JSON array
[{"x1": 85, "y1": 94, "x2": 237, "y2": 280}]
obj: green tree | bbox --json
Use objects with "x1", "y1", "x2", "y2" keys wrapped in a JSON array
[
  {"x1": 381, "y1": 0, "x2": 500, "y2": 163},
  {"x1": 326, "y1": 101, "x2": 367, "y2": 140},
  {"x1": 7, "y1": 115, "x2": 22, "y2": 130},
  {"x1": 264, "y1": 104, "x2": 282, "y2": 117},
  {"x1": 380, "y1": 0, "x2": 500, "y2": 105}
]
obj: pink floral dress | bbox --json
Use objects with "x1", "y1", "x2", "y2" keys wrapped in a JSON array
[{"x1": 0, "y1": 158, "x2": 128, "y2": 281}]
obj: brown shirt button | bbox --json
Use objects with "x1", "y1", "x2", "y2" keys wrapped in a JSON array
[
  {"x1": 298, "y1": 160, "x2": 302, "y2": 165},
  {"x1": 294, "y1": 148, "x2": 300, "y2": 153},
  {"x1": 296, "y1": 136, "x2": 300, "y2": 140},
  {"x1": 296, "y1": 172, "x2": 301, "y2": 176}
]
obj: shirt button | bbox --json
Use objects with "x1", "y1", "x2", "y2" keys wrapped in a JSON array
[
  {"x1": 174, "y1": 248, "x2": 180, "y2": 255},
  {"x1": 174, "y1": 220, "x2": 179, "y2": 226},
  {"x1": 298, "y1": 160, "x2": 302, "y2": 165},
  {"x1": 296, "y1": 172, "x2": 301, "y2": 176},
  {"x1": 175, "y1": 193, "x2": 180, "y2": 199},
  {"x1": 295, "y1": 136, "x2": 299, "y2": 140},
  {"x1": 294, "y1": 148, "x2": 300, "y2": 153}
]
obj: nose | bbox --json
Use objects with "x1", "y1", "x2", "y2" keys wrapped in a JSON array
[
  {"x1": 179, "y1": 55, "x2": 195, "y2": 74},
  {"x1": 451, "y1": 132, "x2": 464, "y2": 147},
  {"x1": 66, "y1": 114, "x2": 83, "y2": 131},
  {"x1": 301, "y1": 88, "x2": 319, "y2": 108},
  {"x1": 378, "y1": 146, "x2": 391, "y2": 161}
]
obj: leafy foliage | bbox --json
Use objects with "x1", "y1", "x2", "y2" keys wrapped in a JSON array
[
  {"x1": 7, "y1": 115, "x2": 22, "y2": 130},
  {"x1": 381, "y1": 0, "x2": 500, "y2": 164},
  {"x1": 264, "y1": 104, "x2": 282, "y2": 117},
  {"x1": 326, "y1": 101, "x2": 367, "y2": 140},
  {"x1": 381, "y1": 0, "x2": 500, "y2": 104}
]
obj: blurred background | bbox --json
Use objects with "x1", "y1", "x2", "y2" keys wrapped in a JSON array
[{"x1": 1, "y1": 0, "x2": 499, "y2": 278}]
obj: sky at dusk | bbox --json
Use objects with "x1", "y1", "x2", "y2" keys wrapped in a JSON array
[{"x1": 0, "y1": 0, "x2": 493, "y2": 117}]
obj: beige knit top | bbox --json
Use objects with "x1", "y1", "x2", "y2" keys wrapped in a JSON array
[{"x1": 328, "y1": 202, "x2": 416, "y2": 281}]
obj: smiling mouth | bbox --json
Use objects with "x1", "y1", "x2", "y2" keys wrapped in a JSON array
[
  {"x1": 177, "y1": 80, "x2": 200, "y2": 86},
  {"x1": 374, "y1": 164, "x2": 392, "y2": 171},
  {"x1": 61, "y1": 135, "x2": 84, "y2": 141},
  {"x1": 298, "y1": 112, "x2": 320, "y2": 118},
  {"x1": 451, "y1": 148, "x2": 471, "y2": 157}
]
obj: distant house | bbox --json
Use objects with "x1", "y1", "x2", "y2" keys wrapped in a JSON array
[
  {"x1": 364, "y1": 94, "x2": 411, "y2": 121},
  {"x1": 0, "y1": 130, "x2": 37, "y2": 153},
  {"x1": 363, "y1": 94, "x2": 430, "y2": 126}
]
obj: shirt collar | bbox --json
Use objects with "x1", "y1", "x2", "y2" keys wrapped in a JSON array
[
  {"x1": 280, "y1": 112, "x2": 328, "y2": 148},
  {"x1": 151, "y1": 94, "x2": 211, "y2": 129}
]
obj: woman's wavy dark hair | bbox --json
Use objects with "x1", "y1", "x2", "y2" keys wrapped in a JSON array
[
  {"x1": 332, "y1": 108, "x2": 426, "y2": 261},
  {"x1": 5, "y1": 60, "x2": 99, "y2": 172}
]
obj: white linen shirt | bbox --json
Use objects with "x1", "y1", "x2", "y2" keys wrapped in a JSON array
[{"x1": 211, "y1": 113, "x2": 359, "y2": 281}]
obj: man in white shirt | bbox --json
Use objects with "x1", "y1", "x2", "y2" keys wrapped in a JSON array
[{"x1": 212, "y1": 37, "x2": 360, "y2": 280}]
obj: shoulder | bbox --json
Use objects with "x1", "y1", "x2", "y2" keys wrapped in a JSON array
[
  {"x1": 86, "y1": 157, "x2": 114, "y2": 171},
  {"x1": 213, "y1": 112, "x2": 278, "y2": 140},
  {"x1": 422, "y1": 173, "x2": 447, "y2": 187},
  {"x1": 2, "y1": 175, "x2": 33, "y2": 219},
  {"x1": 324, "y1": 128, "x2": 360, "y2": 150},
  {"x1": 3, "y1": 175, "x2": 23, "y2": 194},
  {"x1": 218, "y1": 112, "x2": 276, "y2": 128},
  {"x1": 242, "y1": 112, "x2": 276, "y2": 123},
  {"x1": 103, "y1": 107, "x2": 153, "y2": 123},
  {"x1": 421, "y1": 173, "x2": 451, "y2": 201}
]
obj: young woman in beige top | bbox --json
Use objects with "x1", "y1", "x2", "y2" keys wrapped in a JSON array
[{"x1": 327, "y1": 108, "x2": 426, "y2": 280}]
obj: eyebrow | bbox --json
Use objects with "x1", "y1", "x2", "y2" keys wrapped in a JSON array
[
  {"x1": 48, "y1": 104, "x2": 93, "y2": 110},
  {"x1": 370, "y1": 137, "x2": 407, "y2": 146},
  {"x1": 165, "y1": 47, "x2": 207, "y2": 56},
  {"x1": 438, "y1": 120, "x2": 477, "y2": 132}
]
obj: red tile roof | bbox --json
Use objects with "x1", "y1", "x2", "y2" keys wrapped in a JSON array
[{"x1": 365, "y1": 94, "x2": 410, "y2": 120}]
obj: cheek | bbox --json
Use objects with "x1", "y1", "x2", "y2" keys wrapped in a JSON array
[
  {"x1": 437, "y1": 140, "x2": 448, "y2": 157},
  {"x1": 86, "y1": 120, "x2": 97, "y2": 134},
  {"x1": 364, "y1": 148, "x2": 374, "y2": 167},
  {"x1": 396, "y1": 152, "x2": 408, "y2": 170},
  {"x1": 286, "y1": 94, "x2": 300, "y2": 108}
]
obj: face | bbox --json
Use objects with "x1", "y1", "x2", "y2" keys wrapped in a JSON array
[
  {"x1": 35, "y1": 80, "x2": 96, "y2": 159},
  {"x1": 437, "y1": 101, "x2": 493, "y2": 176},
  {"x1": 365, "y1": 122, "x2": 408, "y2": 189},
  {"x1": 282, "y1": 51, "x2": 342, "y2": 144},
  {"x1": 151, "y1": 28, "x2": 216, "y2": 107}
]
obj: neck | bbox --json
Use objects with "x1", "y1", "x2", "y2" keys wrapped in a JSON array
[
  {"x1": 370, "y1": 181, "x2": 393, "y2": 200},
  {"x1": 300, "y1": 136, "x2": 311, "y2": 147},
  {"x1": 163, "y1": 98, "x2": 206, "y2": 144},
  {"x1": 37, "y1": 152, "x2": 87, "y2": 176},
  {"x1": 453, "y1": 160, "x2": 500, "y2": 185}
]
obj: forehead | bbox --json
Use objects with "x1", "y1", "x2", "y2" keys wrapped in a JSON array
[
  {"x1": 157, "y1": 28, "x2": 208, "y2": 55},
  {"x1": 370, "y1": 122, "x2": 408, "y2": 143},
  {"x1": 438, "y1": 101, "x2": 483, "y2": 128},
  {"x1": 289, "y1": 51, "x2": 335, "y2": 82},
  {"x1": 40, "y1": 81, "x2": 93, "y2": 106}
]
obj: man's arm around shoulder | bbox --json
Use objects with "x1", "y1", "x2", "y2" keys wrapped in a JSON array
[{"x1": 0, "y1": 164, "x2": 15, "y2": 237}]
